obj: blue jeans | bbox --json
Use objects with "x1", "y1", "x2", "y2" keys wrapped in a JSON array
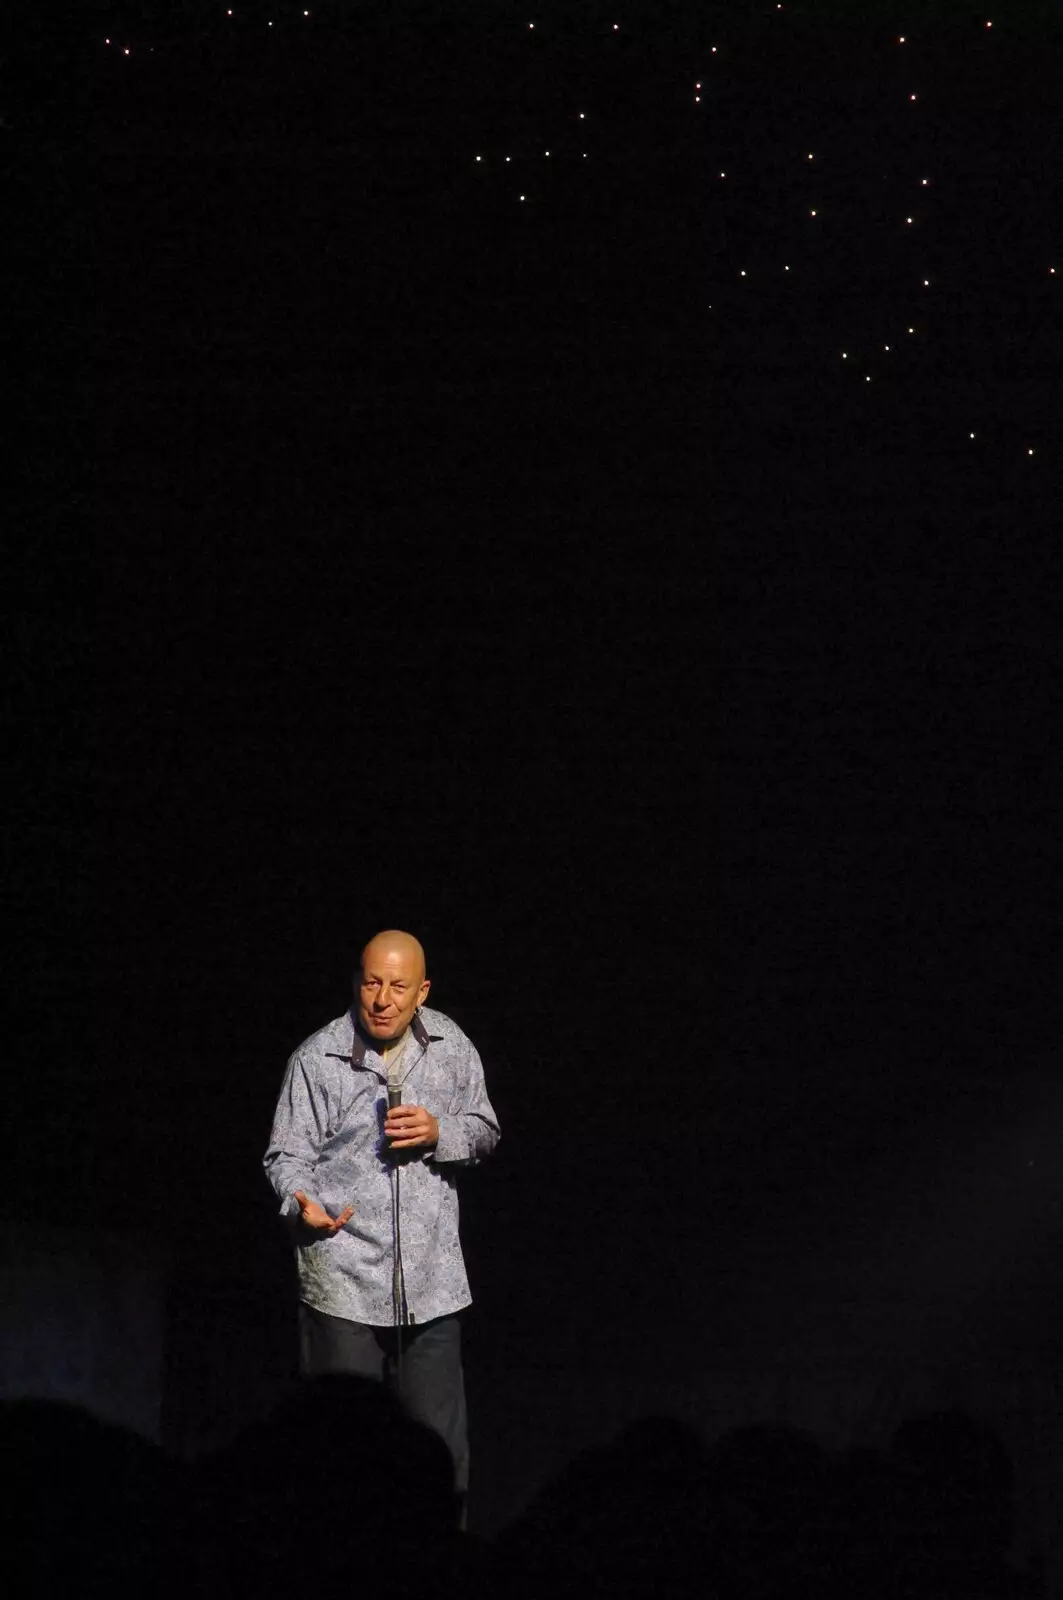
[{"x1": 297, "y1": 1302, "x2": 469, "y2": 1502}]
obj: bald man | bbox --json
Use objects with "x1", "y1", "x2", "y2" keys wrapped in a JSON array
[{"x1": 264, "y1": 931, "x2": 499, "y2": 1511}]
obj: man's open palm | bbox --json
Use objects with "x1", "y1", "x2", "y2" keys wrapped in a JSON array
[{"x1": 293, "y1": 1191, "x2": 353, "y2": 1235}]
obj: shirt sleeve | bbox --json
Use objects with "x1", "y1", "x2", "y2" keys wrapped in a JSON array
[
  {"x1": 263, "y1": 1051, "x2": 329, "y2": 1216},
  {"x1": 431, "y1": 1035, "x2": 500, "y2": 1166}
]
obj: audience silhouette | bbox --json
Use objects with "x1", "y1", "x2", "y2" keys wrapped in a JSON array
[
  {"x1": 889, "y1": 1410, "x2": 1042, "y2": 1599},
  {"x1": 5, "y1": 1389, "x2": 1047, "y2": 1599},
  {"x1": 6, "y1": 1396, "x2": 184, "y2": 1597},
  {"x1": 188, "y1": 1375, "x2": 461, "y2": 1598}
]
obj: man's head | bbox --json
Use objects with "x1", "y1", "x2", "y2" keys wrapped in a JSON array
[{"x1": 355, "y1": 930, "x2": 431, "y2": 1046}]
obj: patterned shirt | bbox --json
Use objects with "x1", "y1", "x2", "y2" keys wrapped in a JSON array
[{"x1": 263, "y1": 1004, "x2": 500, "y2": 1325}]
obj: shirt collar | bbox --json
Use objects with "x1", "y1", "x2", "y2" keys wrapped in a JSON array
[{"x1": 345, "y1": 1006, "x2": 433, "y2": 1066}]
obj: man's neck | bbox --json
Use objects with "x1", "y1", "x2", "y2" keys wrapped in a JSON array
[{"x1": 353, "y1": 1017, "x2": 410, "y2": 1056}]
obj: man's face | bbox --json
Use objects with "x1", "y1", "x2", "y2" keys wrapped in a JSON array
[{"x1": 356, "y1": 942, "x2": 430, "y2": 1046}]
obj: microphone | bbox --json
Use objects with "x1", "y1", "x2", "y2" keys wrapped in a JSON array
[
  {"x1": 387, "y1": 1062, "x2": 402, "y2": 1146},
  {"x1": 385, "y1": 1043, "x2": 406, "y2": 1148},
  {"x1": 387, "y1": 1055, "x2": 403, "y2": 1111}
]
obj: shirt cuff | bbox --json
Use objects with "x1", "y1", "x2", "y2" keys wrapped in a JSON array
[{"x1": 431, "y1": 1115, "x2": 468, "y2": 1164}]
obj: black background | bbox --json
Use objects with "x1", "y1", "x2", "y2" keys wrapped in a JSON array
[{"x1": 8, "y1": 0, "x2": 1061, "y2": 1535}]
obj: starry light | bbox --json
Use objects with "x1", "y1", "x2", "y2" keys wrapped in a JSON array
[{"x1": 93, "y1": 3, "x2": 1056, "y2": 471}]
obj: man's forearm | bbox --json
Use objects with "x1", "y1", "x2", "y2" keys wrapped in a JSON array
[
  {"x1": 432, "y1": 1110, "x2": 500, "y2": 1165},
  {"x1": 263, "y1": 1149, "x2": 317, "y2": 1213}
]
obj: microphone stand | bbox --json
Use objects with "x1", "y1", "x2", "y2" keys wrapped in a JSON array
[{"x1": 387, "y1": 1083, "x2": 408, "y2": 1398}]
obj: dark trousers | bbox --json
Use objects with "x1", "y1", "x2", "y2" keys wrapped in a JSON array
[{"x1": 297, "y1": 1302, "x2": 469, "y2": 1501}]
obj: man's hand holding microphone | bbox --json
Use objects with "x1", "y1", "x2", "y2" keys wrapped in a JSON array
[{"x1": 385, "y1": 1104, "x2": 439, "y2": 1150}]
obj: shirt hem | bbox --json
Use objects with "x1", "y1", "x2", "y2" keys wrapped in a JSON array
[{"x1": 297, "y1": 1289, "x2": 473, "y2": 1327}]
